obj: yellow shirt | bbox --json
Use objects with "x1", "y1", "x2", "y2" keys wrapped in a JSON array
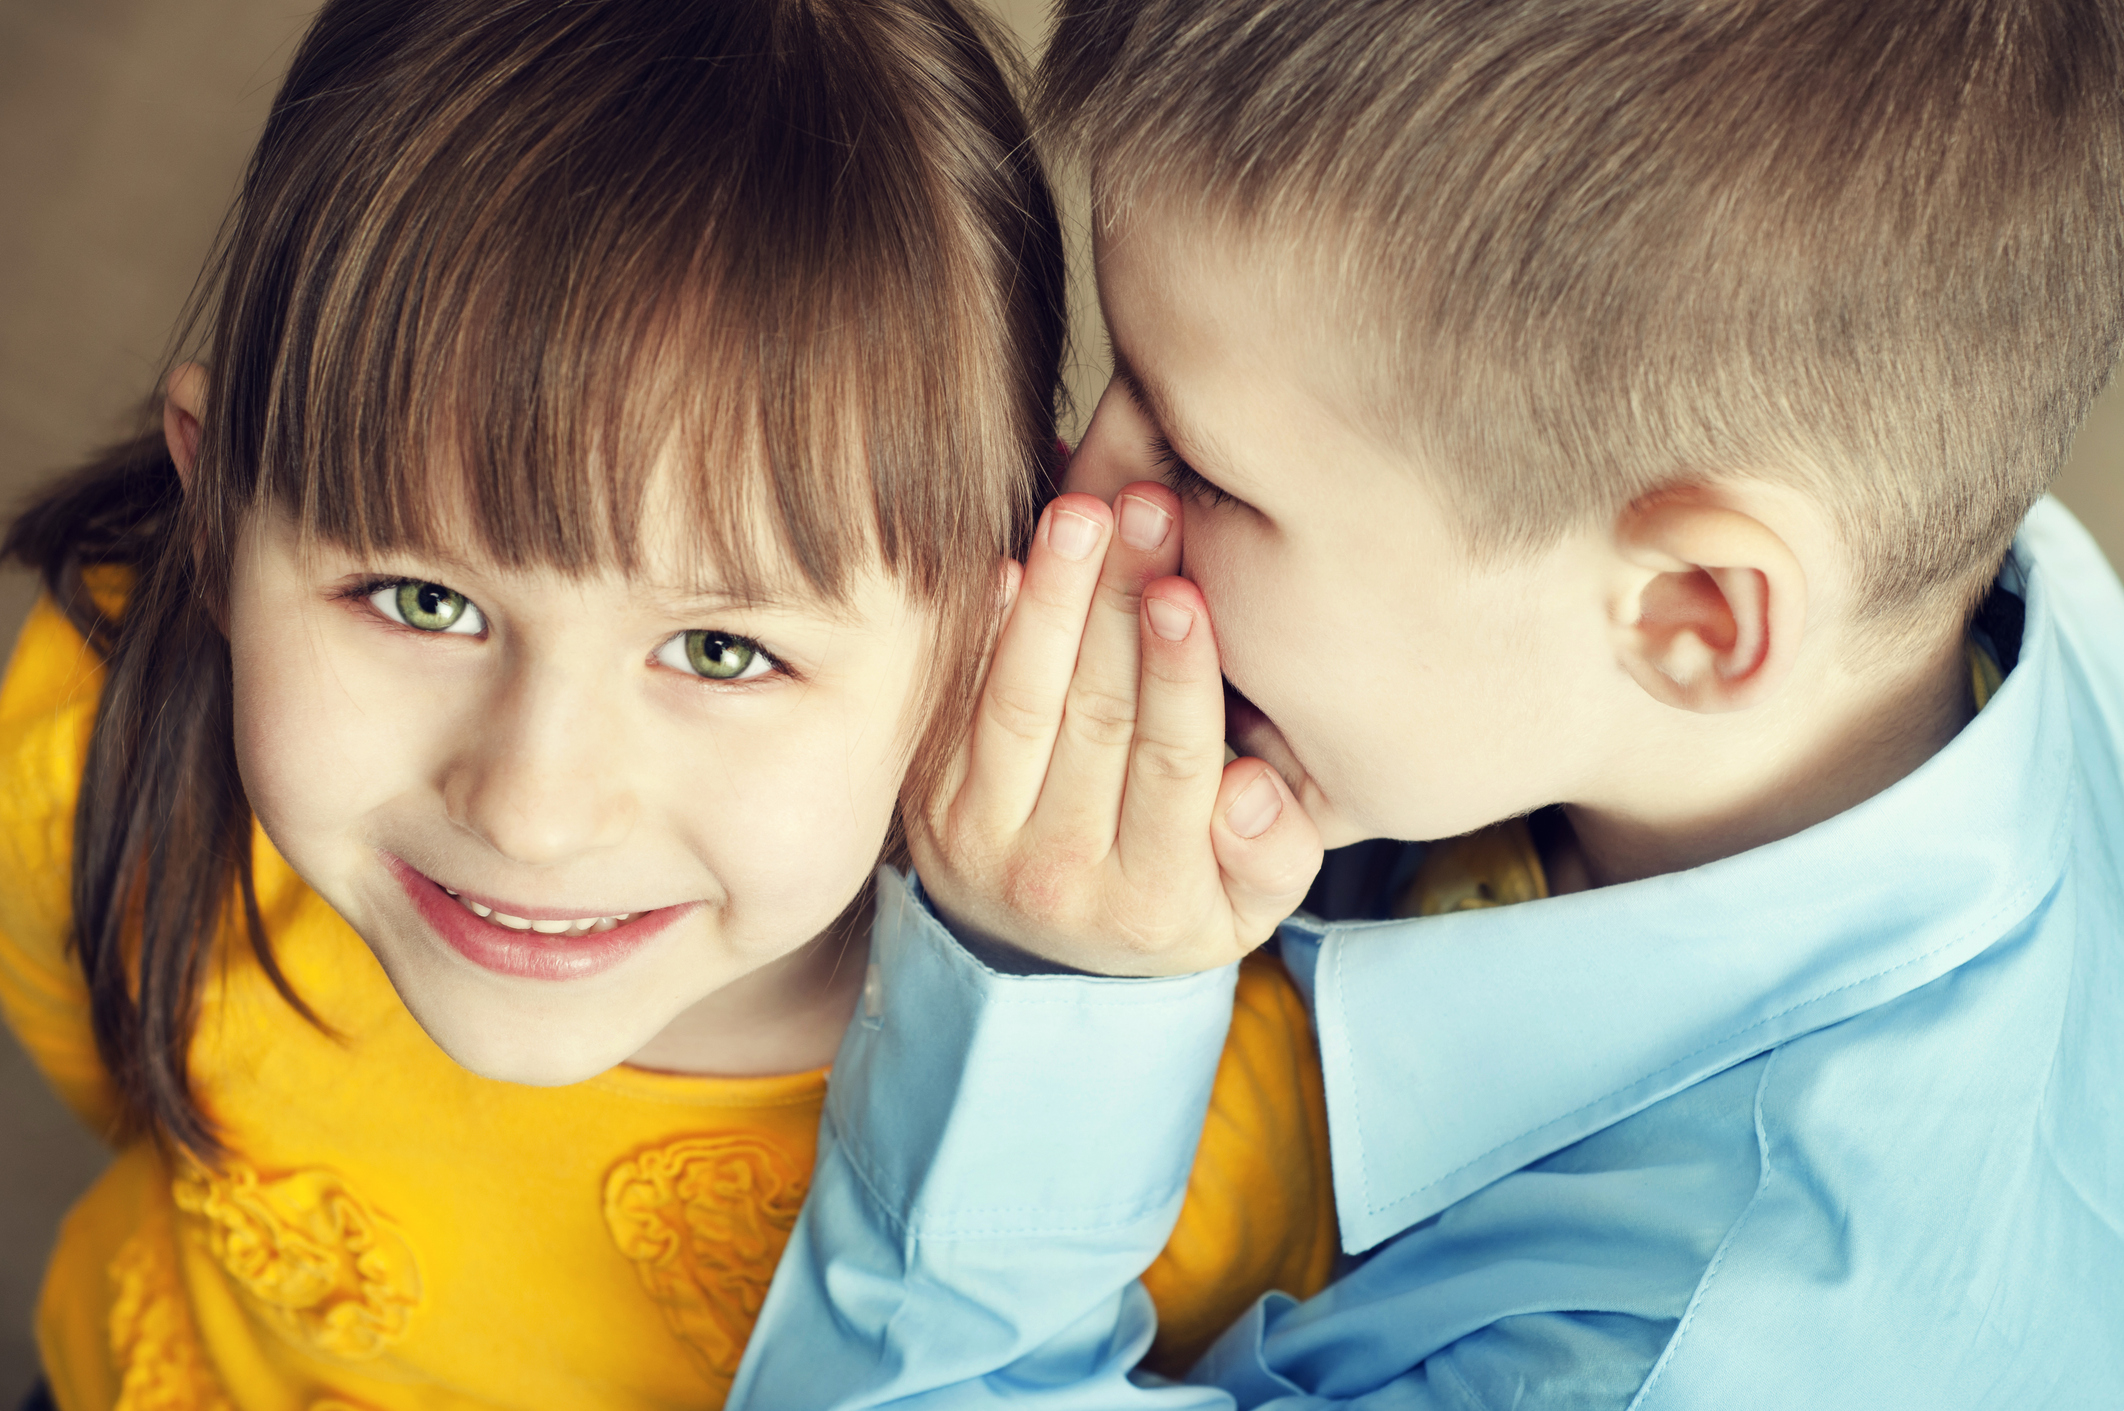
[{"x1": 0, "y1": 592, "x2": 1334, "y2": 1411}]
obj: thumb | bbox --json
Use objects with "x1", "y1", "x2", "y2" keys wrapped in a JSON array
[{"x1": 1210, "y1": 759, "x2": 1322, "y2": 946}]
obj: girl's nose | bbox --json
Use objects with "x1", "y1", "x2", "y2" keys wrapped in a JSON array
[{"x1": 440, "y1": 665, "x2": 639, "y2": 866}]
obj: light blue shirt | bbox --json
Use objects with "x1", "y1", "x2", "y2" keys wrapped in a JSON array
[{"x1": 729, "y1": 497, "x2": 2124, "y2": 1409}]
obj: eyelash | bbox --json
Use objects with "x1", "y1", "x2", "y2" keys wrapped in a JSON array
[
  {"x1": 338, "y1": 576, "x2": 790, "y2": 686},
  {"x1": 1147, "y1": 432, "x2": 1239, "y2": 509},
  {"x1": 340, "y1": 576, "x2": 473, "y2": 622}
]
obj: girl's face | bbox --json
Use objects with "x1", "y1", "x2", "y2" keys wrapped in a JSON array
[{"x1": 225, "y1": 497, "x2": 936, "y2": 1086}]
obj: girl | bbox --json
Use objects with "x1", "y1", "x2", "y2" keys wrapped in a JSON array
[{"x1": 0, "y1": 2, "x2": 1333, "y2": 1408}]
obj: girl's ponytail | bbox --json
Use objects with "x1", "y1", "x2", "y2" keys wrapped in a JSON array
[{"x1": 5, "y1": 427, "x2": 316, "y2": 1156}]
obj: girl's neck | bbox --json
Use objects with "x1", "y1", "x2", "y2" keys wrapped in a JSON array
[{"x1": 623, "y1": 906, "x2": 870, "y2": 1078}]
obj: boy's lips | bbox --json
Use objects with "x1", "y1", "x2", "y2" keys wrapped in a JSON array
[
  {"x1": 383, "y1": 854, "x2": 695, "y2": 982},
  {"x1": 1223, "y1": 678, "x2": 1306, "y2": 796}
]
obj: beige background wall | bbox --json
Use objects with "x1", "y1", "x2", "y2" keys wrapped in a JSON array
[{"x1": 2, "y1": 0, "x2": 2120, "y2": 1394}]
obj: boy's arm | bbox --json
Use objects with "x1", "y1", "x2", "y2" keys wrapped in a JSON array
[
  {"x1": 733, "y1": 874, "x2": 1675, "y2": 1410},
  {"x1": 728, "y1": 867, "x2": 1241, "y2": 1409},
  {"x1": 733, "y1": 481, "x2": 1321, "y2": 1406}
]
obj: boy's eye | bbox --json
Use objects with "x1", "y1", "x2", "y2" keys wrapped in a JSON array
[
  {"x1": 372, "y1": 581, "x2": 485, "y2": 635},
  {"x1": 1148, "y1": 432, "x2": 1240, "y2": 510},
  {"x1": 656, "y1": 630, "x2": 775, "y2": 682}
]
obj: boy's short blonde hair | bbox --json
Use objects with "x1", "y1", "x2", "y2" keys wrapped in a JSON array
[{"x1": 1043, "y1": 0, "x2": 2124, "y2": 620}]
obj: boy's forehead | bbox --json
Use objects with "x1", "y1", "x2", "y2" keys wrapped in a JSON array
[{"x1": 1097, "y1": 210, "x2": 1367, "y2": 467}]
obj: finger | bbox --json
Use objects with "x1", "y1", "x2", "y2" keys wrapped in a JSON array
[
  {"x1": 1211, "y1": 760, "x2": 1323, "y2": 946},
  {"x1": 1114, "y1": 575, "x2": 1230, "y2": 880},
  {"x1": 1037, "y1": 481, "x2": 1185, "y2": 836},
  {"x1": 959, "y1": 495, "x2": 1113, "y2": 833}
]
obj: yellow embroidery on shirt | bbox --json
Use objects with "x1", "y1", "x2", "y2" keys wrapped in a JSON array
[
  {"x1": 603, "y1": 1133, "x2": 808, "y2": 1382},
  {"x1": 108, "y1": 1234, "x2": 234, "y2": 1411},
  {"x1": 172, "y1": 1161, "x2": 422, "y2": 1361}
]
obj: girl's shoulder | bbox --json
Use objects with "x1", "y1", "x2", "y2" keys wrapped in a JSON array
[
  {"x1": 0, "y1": 575, "x2": 127, "y2": 1132},
  {"x1": 0, "y1": 572, "x2": 128, "y2": 883}
]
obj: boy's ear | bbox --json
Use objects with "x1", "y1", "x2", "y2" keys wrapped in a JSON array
[
  {"x1": 1609, "y1": 495, "x2": 1806, "y2": 713},
  {"x1": 163, "y1": 363, "x2": 208, "y2": 493}
]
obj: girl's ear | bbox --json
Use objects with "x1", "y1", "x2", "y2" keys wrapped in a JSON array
[{"x1": 163, "y1": 363, "x2": 208, "y2": 492}]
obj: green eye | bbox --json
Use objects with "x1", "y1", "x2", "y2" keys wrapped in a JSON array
[
  {"x1": 684, "y1": 631, "x2": 759, "y2": 680},
  {"x1": 394, "y1": 581, "x2": 472, "y2": 632}
]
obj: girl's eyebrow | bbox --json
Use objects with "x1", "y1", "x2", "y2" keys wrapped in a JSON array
[
  {"x1": 654, "y1": 581, "x2": 866, "y2": 626},
  {"x1": 331, "y1": 549, "x2": 853, "y2": 624}
]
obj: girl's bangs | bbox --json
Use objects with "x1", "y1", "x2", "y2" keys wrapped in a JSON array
[{"x1": 213, "y1": 0, "x2": 1024, "y2": 605}]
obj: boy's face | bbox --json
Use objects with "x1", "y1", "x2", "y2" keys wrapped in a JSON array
[
  {"x1": 226, "y1": 497, "x2": 931, "y2": 1085},
  {"x1": 1073, "y1": 215, "x2": 1619, "y2": 849}
]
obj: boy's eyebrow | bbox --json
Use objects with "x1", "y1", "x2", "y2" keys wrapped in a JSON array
[{"x1": 1109, "y1": 350, "x2": 1239, "y2": 479}]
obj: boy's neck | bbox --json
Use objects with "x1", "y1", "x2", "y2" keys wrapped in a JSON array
[{"x1": 1555, "y1": 625, "x2": 1976, "y2": 890}]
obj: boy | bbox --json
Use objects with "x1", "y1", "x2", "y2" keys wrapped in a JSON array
[{"x1": 730, "y1": 1, "x2": 2124, "y2": 1405}]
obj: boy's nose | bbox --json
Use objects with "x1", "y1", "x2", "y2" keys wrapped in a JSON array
[{"x1": 440, "y1": 667, "x2": 639, "y2": 866}]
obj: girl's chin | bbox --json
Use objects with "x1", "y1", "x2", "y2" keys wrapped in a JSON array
[
  {"x1": 384, "y1": 972, "x2": 661, "y2": 1086},
  {"x1": 430, "y1": 1026, "x2": 640, "y2": 1087}
]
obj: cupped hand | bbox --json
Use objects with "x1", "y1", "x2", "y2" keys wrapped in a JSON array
[{"x1": 907, "y1": 481, "x2": 1323, "y2": 977}]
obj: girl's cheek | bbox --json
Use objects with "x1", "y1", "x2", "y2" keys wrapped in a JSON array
[
  {"x1": 232, "y1": 605, "x2": 444, "y2": 850},
  {"x1": 669, "y1": 709, "x2": 902, "y2": 872}
]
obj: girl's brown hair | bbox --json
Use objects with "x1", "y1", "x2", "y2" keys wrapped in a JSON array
[{"x1": 5, "y1": 0, "x2": 1065, "y2": 1156}]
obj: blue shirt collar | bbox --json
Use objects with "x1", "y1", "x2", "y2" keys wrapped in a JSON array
[{"x1": 1282, "y1": 536, "x2": 2077, "y2": 1255}]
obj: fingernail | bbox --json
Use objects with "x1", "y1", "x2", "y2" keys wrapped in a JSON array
[
  {"x1": 1145, "y1": 597, "x2": 1193, "y2": 642},
  {"x1": 1048, "y1": 509, "x2": 1101, "y2": 561},
  {"x1": 1227, "y1": 772, "x2": 1282, "y2": 839},
  {"x1": 1117, "y1": 494, "x2": 1172, "y2": 552}
]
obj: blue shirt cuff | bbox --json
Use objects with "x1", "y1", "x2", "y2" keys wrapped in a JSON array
[{"x1": 829, "y1": 866, "x2": 1240, "y2": 1240}]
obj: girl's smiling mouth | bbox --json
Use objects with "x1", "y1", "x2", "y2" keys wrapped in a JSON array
[
  {"x1": 438, "y1": 884, "x2": 637, "y2": 937},
  {"x1": 383, "y1": 854, "x2": 696, "y2": 982}
]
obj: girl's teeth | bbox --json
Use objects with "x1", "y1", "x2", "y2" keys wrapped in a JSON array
[{"x1": 446, "y1": 889, "x2": 637, "y2": 938}]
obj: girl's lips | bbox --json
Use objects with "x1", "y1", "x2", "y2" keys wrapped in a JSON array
[{"x1": 384, "y1": 855, "x2": 694, "y2": 982}]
